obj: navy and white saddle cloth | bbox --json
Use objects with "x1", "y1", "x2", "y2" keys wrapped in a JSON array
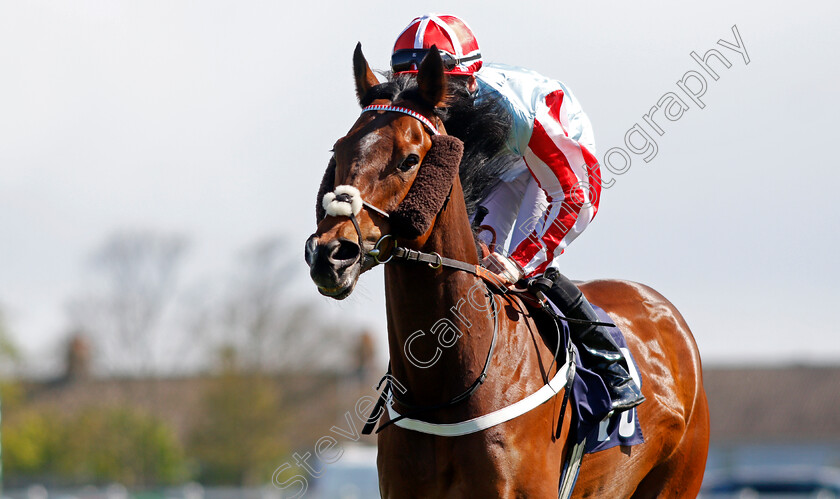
[{"x1": 560, "y1": 304, "x2": 645, "y2": 454}]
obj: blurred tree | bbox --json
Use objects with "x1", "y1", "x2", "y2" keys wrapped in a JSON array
[
  {"x1": 187, "y1": 347, "x2": 287, "y2": 485},
  {"x1": 0, "y1": 306, "x2": 24, "y2": 494},
  {"x1": 199, "y1": 236, "x2": 354, "y2": 373},
  {"x1": 67, "y1": 230, "x2": 189, "y2": 375},
  {"x1": 2, "y1": 405, "x2": 187, "y2": 487},
  {"x1": 68, "y1": 231, "x2": 359, "y2": 375},
  {"x1": 56, "y1": 406, "x2": 187, "y2": 486},
  {"x1": 0, "y1": 408, "x2": 61, "y2": 478},
  {"x1": 0, "y1": 306, "x2": 21, "y2": 375}
]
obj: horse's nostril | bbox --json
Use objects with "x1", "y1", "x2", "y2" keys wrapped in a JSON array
[
  {"x1": 305, "y1": 234, "x2": 318, "y2": 266},
  {"x1": 329, "y1": 238, "x2": 361, "y2": 264}
]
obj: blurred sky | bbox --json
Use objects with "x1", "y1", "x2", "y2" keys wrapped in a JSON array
[{"x1": 1, "y1": 0, "x2": 838, "y2": 370}]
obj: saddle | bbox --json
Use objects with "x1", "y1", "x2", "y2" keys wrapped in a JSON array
[{"x1": 474, "y1": 238, "x2": 645, "y2": 455}]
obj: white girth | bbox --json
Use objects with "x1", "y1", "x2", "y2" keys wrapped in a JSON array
[{"x1": 385, "y1": 356, "x2": 575, "y2": 437}]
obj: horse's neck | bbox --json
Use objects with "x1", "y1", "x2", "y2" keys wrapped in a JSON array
[{"x1": 384, "y1": 178, "x2": 494, "y2": 405}]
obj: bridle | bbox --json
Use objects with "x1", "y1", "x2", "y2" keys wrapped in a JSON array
[
  {"x1": 361, "y1": 104, "x2": 440, "y2": 135},
  {"x1": 321, "y1": 104, "x2": 576, "y2": 440},
  {"x1": 321, "y1": 104, "x2": 507, "y2": 285}
]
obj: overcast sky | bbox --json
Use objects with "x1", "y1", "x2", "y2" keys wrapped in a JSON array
[{"x1": 1, "y1": 0, "x2": 838, "y2": 371}]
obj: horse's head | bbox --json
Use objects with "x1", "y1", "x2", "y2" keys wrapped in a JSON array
[{"x1": 304, "y1": 44, "x2": 464, "y2": 299}]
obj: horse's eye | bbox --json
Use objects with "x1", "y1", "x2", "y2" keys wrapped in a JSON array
[{"x1": 398, "y1": 154, "x2": 420, "y2": 172}]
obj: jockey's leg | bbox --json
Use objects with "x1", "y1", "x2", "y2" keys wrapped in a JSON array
[
  {"x1": 475, "y1": 165, "x2": 531, "y2": 251},
  {"x1": 537, "y1": 268, "x2": 645, "y2": 412},
  {"x1": 509, "y1": 175, "x2": 546, "y2": 251},
  {"x1": 481, "y1": 173, "x2": 545, "y2": 283}
]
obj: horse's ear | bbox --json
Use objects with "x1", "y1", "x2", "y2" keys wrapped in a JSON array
[
  {"x1": 416, "y1": 45, "x2": 447, "y2": 107},
  {"x1": 353, "y1": 43, "x2": 380, "y2": 105}
]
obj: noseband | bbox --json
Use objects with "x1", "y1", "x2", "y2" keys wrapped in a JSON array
[
  {"x1": 321, "y1": 183, "x2": 390, "y2": 247},
  {"x1": 320, "y1": 105, "x2": 465, "y2": 274}
]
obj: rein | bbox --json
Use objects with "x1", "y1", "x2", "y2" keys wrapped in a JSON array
[
  {"x1": 317, "y1": 183, "x2": 508, "y2": 293},
  {"x1": 369, "y1": 234, "x2": 509, "y2": 293}
]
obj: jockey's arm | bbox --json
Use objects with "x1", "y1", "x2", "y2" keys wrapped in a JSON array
[{"x1": 508, "y1": 84, "x2": 602, "y2": 276}]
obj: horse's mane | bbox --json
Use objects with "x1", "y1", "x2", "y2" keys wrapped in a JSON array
[{"x1": 361, "y1": 74, "x2": 514, "y2": 218}]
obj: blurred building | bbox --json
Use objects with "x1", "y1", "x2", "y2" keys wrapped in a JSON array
[{"x1": 703, "y1": 365, "x2": 840, "y2": 470}]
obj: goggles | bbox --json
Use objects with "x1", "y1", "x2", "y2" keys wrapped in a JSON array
[{"x1": 391, "y1": 49, "x2": 481, "y2": 73}]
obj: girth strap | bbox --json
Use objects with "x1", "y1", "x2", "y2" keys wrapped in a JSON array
[{"x1": 380, "y1": 347, "x2": 574, "y2": 437}]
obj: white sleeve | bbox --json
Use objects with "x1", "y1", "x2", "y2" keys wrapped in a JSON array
[{"x1": 556, "y1": 81, "x2": 597, "y2": 155}]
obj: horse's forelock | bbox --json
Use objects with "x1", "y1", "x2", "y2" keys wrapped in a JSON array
[
  {"x1": 360, "y1": 80, "x2": 402, "y2": 108},
  {"x1": 356, "y1": 73, "x2": 514, "y2": 222}
]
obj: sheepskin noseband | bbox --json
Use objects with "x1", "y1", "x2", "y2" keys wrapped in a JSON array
[
  {"x1": 322, "y1": 185, "x2": 362, "y2": 218},
  {"x1": 314, "y1": 134, "x2": 464, "y2": 239},
  {"x1": 390, "y1": 134, "x2": 463, "y2": 238}
]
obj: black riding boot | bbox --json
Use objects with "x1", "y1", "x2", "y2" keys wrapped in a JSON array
[{"x1": 536, "y1": 269, "x2": 645, "y2": 412}]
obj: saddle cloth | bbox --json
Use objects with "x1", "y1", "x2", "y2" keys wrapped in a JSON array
[{"x1": 551, "y1": 303, "x2": 645, "y2": 454}]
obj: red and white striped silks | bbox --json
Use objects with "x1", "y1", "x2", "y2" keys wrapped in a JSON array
[{"x1": 476, "y1": 64, "x2": 601, "y2": 276}]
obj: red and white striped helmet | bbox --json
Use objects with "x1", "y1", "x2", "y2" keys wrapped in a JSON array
[{"x1": 391, "y1": 14, "x2": 482, "y2": 76}]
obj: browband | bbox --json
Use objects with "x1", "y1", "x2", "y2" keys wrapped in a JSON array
[{"x1": 361, "y1": 105, "x2": 440, "y2": 135}]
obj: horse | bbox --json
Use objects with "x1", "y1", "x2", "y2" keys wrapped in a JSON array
[{"x1": 305, "y1": 44, "x2": 709, "y2": 498}]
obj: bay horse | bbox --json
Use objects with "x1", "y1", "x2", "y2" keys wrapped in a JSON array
[{"x1": 305, "y1": 45, "x2": 709, "y2": 498}]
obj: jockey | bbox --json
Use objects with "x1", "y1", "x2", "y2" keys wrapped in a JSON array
[{"x1": 390, "y1": 13, "x2": 644, "y2": 412}]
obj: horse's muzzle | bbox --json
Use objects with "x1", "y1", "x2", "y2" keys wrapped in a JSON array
[{"x1": 305, "y1": 234, "x2": 362, "y2": 300}]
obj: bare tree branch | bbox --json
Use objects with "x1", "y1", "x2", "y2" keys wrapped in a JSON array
[{"x1": 68, "y1": 229, "x2": 189, "y2": 375}]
